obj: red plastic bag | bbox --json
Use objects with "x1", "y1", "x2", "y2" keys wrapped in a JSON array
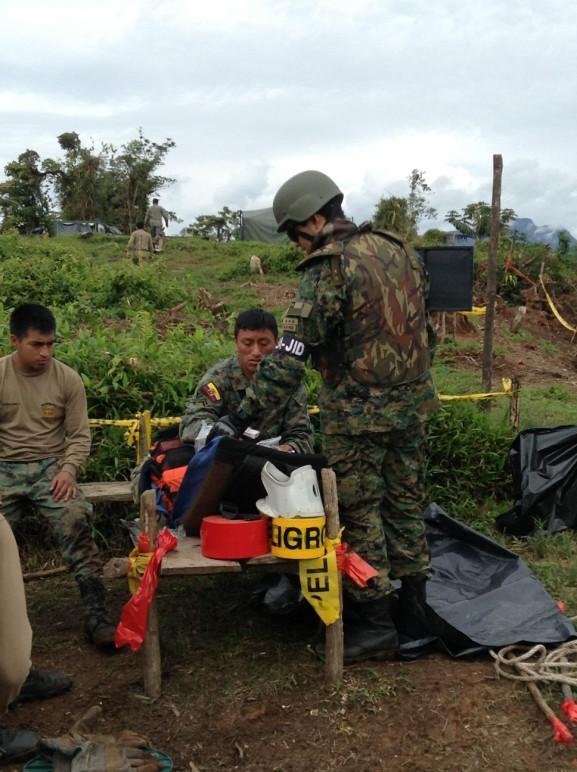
[
  {"x1": 115, "y1": 528, "x2": 177, "y2": 652},
  {"x1": 335, "y1": 543, "x2": 379, "y2": 587}
]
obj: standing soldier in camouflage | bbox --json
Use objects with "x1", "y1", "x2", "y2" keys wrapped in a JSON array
[
  {"x1": 144, "y1": 197, "x2": 169, "y2": 253},
  {"x1": 0, "y1": 304, "x2": 116, "y2": 650},
  {"x1": 180, "y1": 308, "x2": 313, "y2": 454},
  {"x1": 207, "y1": 171, "x2": 439, "y2": 663}
]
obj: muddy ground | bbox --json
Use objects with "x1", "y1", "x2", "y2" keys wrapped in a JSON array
[{"x1": 5, "y1": 572, "x2": 577, "y2": 772}]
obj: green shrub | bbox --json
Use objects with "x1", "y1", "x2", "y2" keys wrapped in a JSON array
[{"x1": 425, "y1": 402, "x2": 513, "y2": 511}]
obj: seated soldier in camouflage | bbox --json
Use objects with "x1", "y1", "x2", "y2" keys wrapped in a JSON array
[
  {"x1": 180, "y1": 308, "x2": 313, "y2": 454},
  {"x1": 0, "y1": 304, "x2": 116, "y2": 650}
]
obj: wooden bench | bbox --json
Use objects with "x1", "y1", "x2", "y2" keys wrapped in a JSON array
[{"x1": 79, "y1": 481, "x2": 133, "y2": 504}]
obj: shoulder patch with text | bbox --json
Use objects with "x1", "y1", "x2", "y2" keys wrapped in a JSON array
[
  {"x1": 200, "y1": 382, "x2": 222, "y2": 403},
  {"x1": 276, "y1": 334, "x2": 308, "y2": 362},
  {"x1": 282, "y1": 315, "x2": 299, "y2": 333}
]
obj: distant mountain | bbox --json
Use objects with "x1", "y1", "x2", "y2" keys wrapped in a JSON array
[{"x1": 509, "y1": 218, "x2": 576, "y2": 249}]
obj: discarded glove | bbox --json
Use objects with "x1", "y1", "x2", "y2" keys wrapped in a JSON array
[{"x1": 39, "y1": 706, "x2": 162, "y2": 772}]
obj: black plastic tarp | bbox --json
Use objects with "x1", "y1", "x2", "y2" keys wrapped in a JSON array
[
  {"x1": 416, "y1": 504, "x2": 575, "y2": 657},
  {"x1": 496, "y1": 425, "x2": 577, "y2": 536}
]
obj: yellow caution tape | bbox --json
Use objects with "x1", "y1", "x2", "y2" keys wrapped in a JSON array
[
  {"x1": 299, "y1": 528, "x2": 343, "y2": 626},
  {"x1": 459, "y1": 306, "x2": 486, "y2": 317},
  {"x1": 127, "y1": 547, "x2": 153, "y2": 594},
  {"x1": 440, "y1": 378, "x2": 512, "y2": 402},
  {"x1": 540, "y1": 276, "x2": 577, "y2": 334},
  {"x1": 88, "y1": 378, "x2": 516, "y2": 463},
  {"x1": 270, "y1": 516, "x2": 326, "y2": 560}
]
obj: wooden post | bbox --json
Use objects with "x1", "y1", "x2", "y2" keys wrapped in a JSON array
[
  {"x1": 509, "y1": 376, "x2": 521, "y2": 432},
  {"x1": 140, "y1": 489, "x2": 162, "y2": 699},
  {"x1": 137, "y1": 411, "x2": 152, "y2": 465},
  {"x1": 482, "y1": 154, "x2": 503, "y2": 397},
  {"x1": 321, "y1": 468, "x2": 343, "y2": 685}
]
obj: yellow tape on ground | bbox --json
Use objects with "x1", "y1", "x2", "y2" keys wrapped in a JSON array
[{"x1": 540, "y1": 276, "x2": 577, "y2": 334}]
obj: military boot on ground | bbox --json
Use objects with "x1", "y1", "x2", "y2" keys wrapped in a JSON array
[
  {"x1": 342, "y1": 595, "x2": 399, "y2": 665},
  {"x1": 77, "y1": 576, "x2": 117, "y2": 650},
  {"x1": 396, "y1": 573, "x2": 435, "y2": 640},
  {"x1": 11, "y1": 669, "x2": 72, "y2": 705},
  {"x1": 0, "y1": 726, "x2": 39, "y2": 764}
]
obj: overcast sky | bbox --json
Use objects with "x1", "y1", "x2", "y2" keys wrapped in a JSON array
[{"x1": 2, "y1": 0, "x2": 577, "y2": 235}]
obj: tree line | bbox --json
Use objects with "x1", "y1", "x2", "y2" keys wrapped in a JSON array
[
  {"x1": 1, "y1": 138, "x2": 520, "y2": 245},
  {"x1": 0, "y1": 130, "x2": 177, "y2": 235}
]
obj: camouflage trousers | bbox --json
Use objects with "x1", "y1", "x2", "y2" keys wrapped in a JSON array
[
  {"x1": 0, "y1": 458, "x2": 100, "y2": 581},
  {"x1": 323, "y1": 426, "x2": 431, "y2": 601}
]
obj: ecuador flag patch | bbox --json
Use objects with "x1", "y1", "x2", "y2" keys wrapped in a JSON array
[{"x1": 200, "y1": 382, "x2": 222, "y2": 403}]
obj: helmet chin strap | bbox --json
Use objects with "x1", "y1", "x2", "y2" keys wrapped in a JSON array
[{"x1": 296, "y1": 229, "x2": 315, "y2": 243}]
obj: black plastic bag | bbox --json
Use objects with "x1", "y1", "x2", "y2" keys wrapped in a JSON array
[
  {"x1": 404, "y1": 504, "x2": 575, "y2": 658},
  {"x1": 496, "y1": 425, "x2": 577, "y2": 535}
]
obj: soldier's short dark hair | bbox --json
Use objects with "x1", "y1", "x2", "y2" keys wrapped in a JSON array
[
  {"x1": 152, "y1": 198, "x2": 159, "y2": 204},
  {"x1": 317, "y1": 194, "x2": 345, "y2": 223},
  {"x1": 136, "y1": 221, "x2": 145, "y2": 229},
  {"x1": 10, "y1": 304, "x2": 56, "y2": 338},
  {"x1": 234, "y1": 309, "x2": 278, "y2": 339}
]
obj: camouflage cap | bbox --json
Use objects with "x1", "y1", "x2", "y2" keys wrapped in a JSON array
[{"x1": 273, "y1": 170, "x2": 343, "y2": 232}]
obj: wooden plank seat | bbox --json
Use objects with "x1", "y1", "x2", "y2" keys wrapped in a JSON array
[
  {"x1": 79, "y1": 481, "x2": 133, "y2": 503},
  {"x1": 160, "y1": 535, "x2": 296, "y2": 576}
]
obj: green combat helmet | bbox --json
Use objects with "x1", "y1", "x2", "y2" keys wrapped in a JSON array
[{"x1": 273, "y1": 170, "x2": 343, "y2": 232}]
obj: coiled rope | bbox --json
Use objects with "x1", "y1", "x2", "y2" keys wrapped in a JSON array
[
  {"x1": 490, "y1": 642, "x2": 577, "y2": 745},
  {"x1": 491, "y1": 642, "x2": 577, "y2": 688}
]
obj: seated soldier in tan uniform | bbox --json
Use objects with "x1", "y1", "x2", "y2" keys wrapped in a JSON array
[
  {"x1": 0, "y1": 304, "x2": 116, "y2": 650},
  {"x1": 0, "y1": 513, "x2": 72, "y2": 764}
]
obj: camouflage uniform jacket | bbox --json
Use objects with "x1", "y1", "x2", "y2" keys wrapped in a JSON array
[
  {"x1": 179, "y1": 355, "x2": 314, "y2": 453},
  {"x1": 238, "y1": 220, "x2": 439, "y2": 435}
]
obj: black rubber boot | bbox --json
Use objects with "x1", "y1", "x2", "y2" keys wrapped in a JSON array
[
  {"x1": 0, "y1": 726, "x2": 39, "y2": 764},
  {"x1": 396, "y1": 573, "x2": 434, "y2": 640},
  {"x1": 77, "y1": 576, "x2": 117, "y2": 650},
  {"x1": 342, "y1": 595, "x2": 399, "y2": 665},
  {"x1": 11, "y1": 669, "x2": 72, "y2": 705}
]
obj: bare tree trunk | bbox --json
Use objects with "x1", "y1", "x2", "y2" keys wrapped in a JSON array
[{"x1": 482, "y1": 155, "x2": 503, "y2": 396}]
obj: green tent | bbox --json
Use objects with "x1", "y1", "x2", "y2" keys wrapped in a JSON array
[{"x1": 239, "y1": 208, "x2": 288, "y2": 243}]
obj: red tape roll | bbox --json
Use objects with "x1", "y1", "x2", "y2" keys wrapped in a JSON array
[{"x1": 200, "y1": 515, "x2": 270, "y2": 559}]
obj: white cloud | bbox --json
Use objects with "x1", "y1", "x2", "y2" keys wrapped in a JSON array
[
  {"x1": 1, "y1": 0, "x2": 577, "y2": 235},
  {"x1": 0, "y1": 92, "x2": 145, "y2": 118}
]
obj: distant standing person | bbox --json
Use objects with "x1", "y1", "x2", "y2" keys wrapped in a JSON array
[
  {"x1": 0, "y1": 304, "x2": 117, "y2": 650},
  {"x1": 144, "y1": 197, "x2": 169, "y2": 253},
  {"x1": 126, "y1": 221, "x2": 154, "y2": 264}
]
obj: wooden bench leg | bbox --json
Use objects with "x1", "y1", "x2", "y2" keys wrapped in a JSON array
[
  {"x1": 140, "y1": 490, "x2": 162, "y2": 699},
  {"x1": 321, "y1": 469, "x2": 343, "y2": 685}
]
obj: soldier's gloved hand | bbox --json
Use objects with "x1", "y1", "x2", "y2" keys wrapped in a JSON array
[{"x1": 206, "y1": 414, "x2": 247, "y2": 443}]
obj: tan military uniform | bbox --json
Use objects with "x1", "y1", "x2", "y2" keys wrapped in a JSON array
[
  {"x1": 126, "y1": 228, "x2": 154, "y2": 264},
  {"x1": 0, "y1": 513, "x2": 32, "y2": 711}
]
